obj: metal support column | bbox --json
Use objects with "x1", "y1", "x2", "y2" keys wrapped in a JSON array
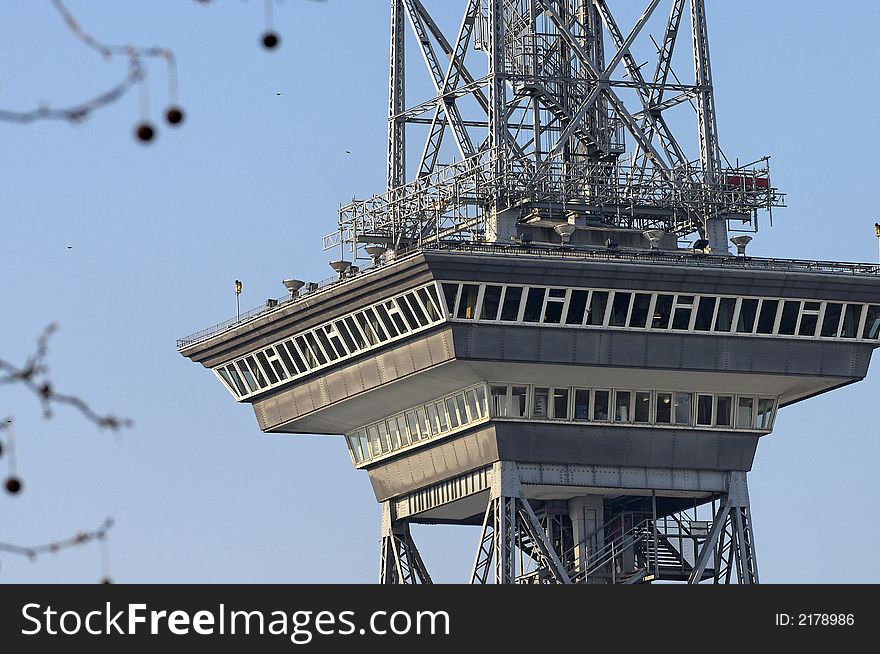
[{"x1": 379, "y1": 501, "x2": 433, "y2": 584}]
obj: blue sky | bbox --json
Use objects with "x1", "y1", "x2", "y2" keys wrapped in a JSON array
[{"x1": 1, "y1": 0, "x2": 878, "y2": 583}]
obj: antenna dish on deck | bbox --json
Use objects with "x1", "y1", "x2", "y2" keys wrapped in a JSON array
[
  {"x1": 554, "y1": 223, "x2": 577, "y2": 245},
  {"x1": 282, "y1": 279, "x2": 305, "y2": 296},
  {"x1": 643, "y1": 229, "x2": 666, "y2": 250},
  {"x1": 365, "y1": 245, "x2": 387, "y2": 266},
  {"x1": 330, "y1": 260, "x2": 352, "y2": 279},
  {"x1": 730, "y1": 235, "x2": 753, "y2": 256}
]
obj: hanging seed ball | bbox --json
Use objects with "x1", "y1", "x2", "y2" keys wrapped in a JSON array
[
  {"x1": 165, "y1": 106, "x2": 184, "y2": 126},
  {"x1": 5, "y1": 476, "x2": 22, "y2": 495},
  {"x1": 262, "y1": 31, "x2": 279, "y2": 50},
  {"x1": 135, "y1": 122, "x2": 155, "y2": 143}
]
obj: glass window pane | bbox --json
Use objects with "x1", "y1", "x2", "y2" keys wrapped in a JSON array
[
  {"x1": 714, "y1": 297, "x2": 736, "y2": 332},
  {"x1": 225, "y1": 365, "x2": 248, "y2": 396},
  {"x1": 304, "y1": 333, "x2": 328, "y2": 365},
  {"x1": 549, "y1": 289, "x2": 566, "y2": 298},
  {"x1": 656, "y1": 392, "x2": 672, "y2": 424},
  {"x1": 523, "y1": 288, "x2": 546, "y2": 323},
  {"x1": 696, "y1": 394, "x2": 713, "y2": 426},
  {"x1": 273, "y1": 343, "x2": 297, "y2": 376},
  {"x1": 593, "y1": 390, "x2": 610, "y2": 421},
  {"x1": 425, "y1": 285, "x2": 442, "y2": 319},
  {"x1": 532, "y1": 387, "x2": 549, "y2": 418},
  {"x1": 863, "y1": 305, "x2": 880, "y2": 340},
  {"x1": 216, "y1": 368, "x2": 236, "y2": 395},
  {"x1": 609, "y1": 292, "x2": 632, "y2": 327},
  {"x1": 368, "y1": 425, "x2": 386, "y2": 455},
  {"x1": 820, "y1": 303, "x2": 842, "y2": 337},
  {"x1": 614, "y1": 390, "x2": 632, "y2": 422},
  {"x1": 694, "y1": 297, "x2": 717, "y2": 331},
  {"x1": 672, "y1": 297, "x2": 694, "y2": 331},
  {"x1": 344, "y1": 316, "x2": 367, "y2": 349},
  {"x1": 673, "y1": 392, "x2": 691, "y2": 425},
  {"x1": 474, "y1": 385, "x2": 488, "y2": 417},
  {"x1": 357, "y1": 430, "x2": 370, "y2": 461},
  {"x1": 269, "y1": 358, "x2": 287, "y2": 382},
  {"x1": 629, "y1": 294, "x2": 652, "y2": 328},
  {"x1": 386, "y1": 418, "x2": 402, "y2": 449},
  {"x1": 756, "y1": 300, "x2": 779, "y2": 334},
  {"x1": 757, "y1": 398, "x2": 775, "y2": 430},
  {"x1": 417, "y1": 287, "x2": 441, "y2": 322},
  {"x1": 480, "y1": 285, "x2": 503, "y2": 320},
  {"x1": 244, "y1": 356, "x2": 267, "y2": 388},
  {"x1": 552, "y1": 388, "x2": 569, "y2": 420},
  {"x1": 737, "y1": 299, "x2": 759, "y2": 333},
  {"x1": 566, "y1": 290, "x2": 589, "y2": 325},
  {"x1": 354, "y1": 314, "x2": 378, "y2": 346},
  {"x1": 281, "y1": 341, "x2": 307, "y2": 373},
  {"x1": 396, "y1": 415, "x2": 411, "y2": 446},
  {"x1": 424, "y1": 405, "x2": 438, "y2": 438},
  {"x1": 314, "y1": 330, "x2": 337, "y2": 361},
  {"x1": 841, "y1": 304, "x2": 863, "y2": 338},
  {"x1": 465, "y1": 389, "x2": 480, "y2": 421},
  {"x1": 365, "y1": 308, "x2": 389, "y2": 342},
  {"x1": 490, "y1": 385, "x2": 508, "y2": 417},
  {"x1": 396, "y1": 295, "x2": 420, "y2": 329},
  {"x1": 456, "y1": 284, "x2": 480, "y2": 320},
  {"x1": 511, "y1": 386, "x2": 529, "y2": 418},
  {"x1": 375, "y1": 304, "x2": 399, "y2": 337},
  {"x1": 587, "y1": 291, "x2": 609, "y2": 326},
  {"x1": 455, "y1": 394, "x2": 468, "y2": 424},
  {"x1": 406, "y1": 411, "x2": 421, "y2": 440},
  {"x1": 798, "y1": 312, "x2": 819, "y2": 337},
  {"x1": 346, "y1": 434, "x2": 362, "y2": 463},
  {"x1": 404, "y1": 292, "x2": 430, "y2": 327},
  {"x1": 445, "y1": 398, "x2": 460, "y2": 428},
  {"x1": 415, "y1": 408, "x2": 430, "y2": 437},
  {"x1": 652, "y1": 295, "x2": 674, "y2": 329},
  {"x1": 573, "y1": 389, "x2": 590, "y2": 421},
  {"x1": 737, "y1": 397, "x2": 755, "y2": 429},
  {"x1": 716, "y1": 396, "x2": 733, "y2": 427},
  {"x1": 544, "y1": 299, "x2": 564, "y2": 324},
  {"x1": 634, "y1": 392, "x2": 650, "y2": 423},
  {"x1": 500, "y1": 287, "x2": 524, "y2": 321},
  {"x1": 434, "y1": 402, "x2": 449, "y2": 432},
  {"x1": 441, "y1": 283, "x2": 460, "y2": 317},
  {"x1": 778, "y1": 301, "x2": 800, "y2": 335},
  {"x1": 256, "y1": 352, "x2": 279, "y2": 384}
]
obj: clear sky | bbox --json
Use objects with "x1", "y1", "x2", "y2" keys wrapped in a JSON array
[{"x1": 1, "y1": 0, "x2": 878, "y2": 584}]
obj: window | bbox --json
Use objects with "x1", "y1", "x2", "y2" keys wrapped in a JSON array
[
  {"x1": 511, "y1": 386, "x2": 529, "y2": 418},
  {"x1": 347, "y1": 434, "x2": 363, "y2": 463},
  {"x1": 756, "y1": 300, "x2": 779, "y2": 334},
  {"x1": 387, "y1": 417, "x2": 403, "y2": 449},
  {"x1": 634, "y1": 391, "x2": 651, "y2": 423},
  {"x1": 587, "y1": 291, "x2": 608, "y2": 326},
  {"x1": 652, "y1": 295, "x2": 674, "y2": 329},
  {"x1": 279, "y1": 341, "x2": 306, "y2": 373},
  {"x1": 417, "y1": 287, "x2": 442, "y2": 322},
  {"x1": 354, "y1": 314, "x2": 379, "y2": 347},
  {"x1": 500, "y1": 287, "x2": 524, "y2": 321},
  {"x1": 614, "y1": 390, "x2": 632, "y2": 422},
  {"x1": 224, "y1": 365, "x2": 247, "y2": 396},
  {"x1": 798, "y1": 302, "x2": 821, "y2": 337},
  {"x1": 552, "y1": 388, "x2": 569, "y2": 420},
  {"x1": 523, "y1": 288, "x2": 546, "y2": 322},
  {"x1": 433, "y1": 402, "x2": 448, "y2": 433},
  {"x1": 778, "y1": 301, "x2": 800, "y2": 336},
  {"x1": 403, "y1": 292, "x2": 430, "y2": 327},
  {"x1": 840, "y1": 304, "x2": 863, "y2": 338},
  {"x1": 314, "y1": 329, "x2": 337, "y2": 362},
  {"x1": 532, "y1": 387, "x2": 549, "y2": 418},
  {"x1": 455, "y1": 394, "x2": 468, "y2": 424},
  {"x1": 716, "y1": 395, "x2": 733, "y2": 427},
  {"x1": 406, "y1": 411, "x2": 421, "y2": 441},
  {"x1": 573, "y1": 389, "x2": 590, "y2": 421},
  {"x1": 566, "y1": 291, "x2": 589, "y2": 325},
  {"x1": 629, "y1": 294, "x2": 652, "y2": 328},
  {"x1": 757, "y1": 398, "x2": 775, "y2": 430},
  {"x1": 368, "y1": 424, "x2": 388, "y2": 455},
  {"x1": 656, "y1": 392, "x2": 672, "y2": 424},
  {"x1": 593, "y1": 390, "x2": 610, "y2": 421},
  {"x1": 464, "y1": 389, "x2": 481, "y2": 420},
  {"x1": 444, "y1": 397, "x2": 460, "y2": 428},
  {"x1": 820, "y1": 303, "x2": 842, "y2": 337},
  {"x1": 543, "y1": 290, "x2": 566, "y2": 324},
  {"x1": 344, "y1": 316, "x2": 367, "y2": 349},
  {"x1": 714, "y1": 298, "x2": 736, "y2": 332},
  {"x1": 737, "y1": 397, "x2": 755, "y2": 429},
  {"x1": 255, "y1": 352, "x2": 279, "y2": 384},
  {"x1": 415, "y1": 407, "x2": 431, "y2": 438},
  {"x1": 610, "y1": 292, "x2": 632, "y2": 327},
  {"x1": 441, "y1": 283, "x2": 460, "y2": 317},
  {"x1": 375, "y1": 304, "x2": 399, "y2": 337},
  {"x1": 456, "y1": 284, "x2": 480, "y2": 320},
  {"x1": 673, "y1": 392, "x2": 691, "y2": 425},
  {"x1": 480, "y1": 285, "x2": 503, "y2": 320},
  {"x1": 863, "y1": 305, "x2": 880, "y2": 340},
  {"x1": 696, "y1": 394, "x2": 713, "y2": 426},
  {"x1": 672, "y1": 296, "x2": 694, "y2": 331},
  {"x1": 694, "y1": 297, "x2": 717, "y2": 331},
  {"x1": 737, "y1": 299, "x2": 758, "y2": 333},
  {"x1": 244, "y1": 356, "x2": 267, "y2": 388},
  {"x1": 490, "y1": 385, "x2": 508, "y2": 417},
  {"x1": 303, "y1": 333, "x2": 328, "y2": 365}
]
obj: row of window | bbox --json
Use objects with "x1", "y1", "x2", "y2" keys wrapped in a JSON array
[
  {"x1": 346, "y1": 384, "x2": 489, "y2": 465},
  {"x1": 440, "y1": 282, "x2": 880, "y2": 342},
  {"x1": 488, "y1": 384, "x2": 777, "y2": 431},
  {"x1": 214, "y1": 284, "x2": 445, "y2": 400},
  {"x1": 345, "y1": 381, "x2": 778, "y2": 466}
]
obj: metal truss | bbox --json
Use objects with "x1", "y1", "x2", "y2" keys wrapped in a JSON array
[
  {"x1": 327, "y1": 0, "x2": 784, "y2": 256},
  {"x1": 471, "y1": 462, "x2": 572, "y2": 584},
  {"x1": 379, "y1": 502, "x2": 433, "y2": 584}
]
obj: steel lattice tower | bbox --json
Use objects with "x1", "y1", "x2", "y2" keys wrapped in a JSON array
[{"x1": 180, "y1": 1, "x2": 880, "y2": 584}]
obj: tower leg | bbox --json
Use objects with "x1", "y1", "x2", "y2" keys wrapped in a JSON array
[
  {"x1": 470, "y1": 462, "x2": 571, "y2": 584},
  {"x1": 379, "y1": 501, "x2": 432, "y2": 584},
  {"x1": 689, "y1": 472, "x2": 759, "y2": 584}
]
